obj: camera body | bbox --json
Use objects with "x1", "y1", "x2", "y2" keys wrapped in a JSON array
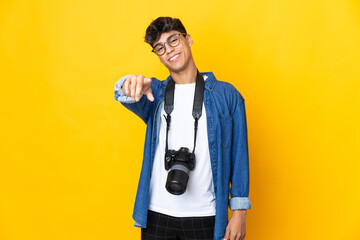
[
  {"x1": 164, "y1": 147, "x2": 196, "y2": 195},
  {"x1": 165, "y1": 147, "x2": 195, "y2": 171}
]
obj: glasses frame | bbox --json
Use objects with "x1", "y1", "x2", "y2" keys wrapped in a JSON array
[{"x1": 151, "y1": 33, "x2": 187, "y2": 56}]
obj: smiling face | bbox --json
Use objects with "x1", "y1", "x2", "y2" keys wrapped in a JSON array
[{"x1": 152, "y1": 30, "x2": 194, "y2": 74}]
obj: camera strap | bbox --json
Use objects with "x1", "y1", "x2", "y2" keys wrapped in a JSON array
[{"x1": 164, "y1": 70, "x2": 205, "y2": 154}]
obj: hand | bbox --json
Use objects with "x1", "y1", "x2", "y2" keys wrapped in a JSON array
[
  {"x1": 223, "y1": 209, "x2": 247, "y2": 240},
  {"x1": 122, "y1": 74, "x2": 154, "y2": 102}
]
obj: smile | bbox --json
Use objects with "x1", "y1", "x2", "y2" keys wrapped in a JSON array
[{"x1": 168, "y1": 54, "x2": 180, "y2": 62}]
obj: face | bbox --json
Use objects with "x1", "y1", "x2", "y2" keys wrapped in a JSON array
[{"x1": 152, "y1": 30, "x2": 194, "y2": 73}]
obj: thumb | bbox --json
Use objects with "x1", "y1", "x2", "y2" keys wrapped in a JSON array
[
  {"x1": 144, "y1": 77, "x2": 152, "y2": 85},
  {"x1": 223, "y1": 227, "x2": 230, "y2": 240}
]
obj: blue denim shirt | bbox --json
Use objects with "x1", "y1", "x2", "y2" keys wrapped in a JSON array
[{"x1": 114, "y1": 72, "x2": 252, "y2": 240}]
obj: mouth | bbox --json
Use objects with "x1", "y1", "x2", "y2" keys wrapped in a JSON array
[{"x1": 168, "y1": 53, "x2": 180, "y2": 62}]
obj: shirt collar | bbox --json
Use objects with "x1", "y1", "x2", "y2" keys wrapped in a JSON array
[{"x1": 162, "y1": 72, "x2": 217, "y2": 91}]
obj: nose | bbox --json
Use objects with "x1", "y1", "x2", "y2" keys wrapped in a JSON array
[{"x1": 164, "y1": 42, "x2": 175, "y2": 54}]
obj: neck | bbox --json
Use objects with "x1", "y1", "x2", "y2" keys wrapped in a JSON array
[{"x1": 170, "y1": 61, "x2": 198, "y2": 84}]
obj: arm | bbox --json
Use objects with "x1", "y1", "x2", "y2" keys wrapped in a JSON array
[
  {"x1": 229, "y1": 96, "x2": 251, "y2": 209},
  {"x1": 224, "y1": 94, "x2": 251, "y2": 240}
]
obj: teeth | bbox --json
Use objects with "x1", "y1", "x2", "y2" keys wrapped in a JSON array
[{"x1": 170, "y1": 54, "x2": 179, "y2": 61}]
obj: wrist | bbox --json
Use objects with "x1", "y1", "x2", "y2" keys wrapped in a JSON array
[{"x1": 233, "y1": 209, "x2": 247, "y2": 216}]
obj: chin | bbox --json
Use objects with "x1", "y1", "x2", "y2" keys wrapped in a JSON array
[
  {"x1": 166, "y1": 62, "x2": 188, "y2": 73},
  {"x1": 167, "y1": 66, "x2": 186, "y2": 73}
]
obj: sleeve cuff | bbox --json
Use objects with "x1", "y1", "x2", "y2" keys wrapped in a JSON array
[
  {"x1": 114, "y1": 75, "x2": 143, "y2": 103},
  {"x1": 229, "y1": 197, "x2": 252, "y2": 210},
  {"x1": 134, "y1": 221, "x2": 145, "y2": 228}
]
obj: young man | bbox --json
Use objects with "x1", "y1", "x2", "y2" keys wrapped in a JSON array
[{"x1": 114, "y1": 17, "x2": 252, "y2": 240}]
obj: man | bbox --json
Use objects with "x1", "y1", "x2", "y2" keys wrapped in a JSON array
[{"x1": 114, "y1": 17, "x2": 251, "y2": 240}]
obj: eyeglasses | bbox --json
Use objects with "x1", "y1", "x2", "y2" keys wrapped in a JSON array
[{"x1": 152, "y1": 33, "x2": 187, "y2": 56}]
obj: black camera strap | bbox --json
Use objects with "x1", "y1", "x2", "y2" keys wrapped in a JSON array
[{"x1": 164, "y1": 71, "x2": 205, "y2": 154}]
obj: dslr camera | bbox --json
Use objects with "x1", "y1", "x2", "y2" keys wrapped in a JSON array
[{"x1": 164, "y1": 147, "x2": 195, "y2": 195}]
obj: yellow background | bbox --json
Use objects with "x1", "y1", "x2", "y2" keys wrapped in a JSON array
[{"x1": 1, "y1": 0, "x2": 359, "y2": 239}]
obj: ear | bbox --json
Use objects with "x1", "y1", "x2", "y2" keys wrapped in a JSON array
[{"x1": 186, "y1": 34, "x2": 193, "y2": 47}]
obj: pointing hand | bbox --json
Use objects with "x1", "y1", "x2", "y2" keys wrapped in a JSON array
[{"x1": 122, "y1": 74, "x2": 154, "y2": 102}]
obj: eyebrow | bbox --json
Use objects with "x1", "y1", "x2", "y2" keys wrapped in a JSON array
[{"x1": 153, "y1": 42, "x2": 162, "y2": 48}]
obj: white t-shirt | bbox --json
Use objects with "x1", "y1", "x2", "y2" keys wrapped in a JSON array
[{"x1": 148, "y1": 78, "x2": 216, "y2": 217}]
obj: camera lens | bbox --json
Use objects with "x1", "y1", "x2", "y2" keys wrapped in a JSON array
[
  {"x1": 165, "y1": 166, "x2": 190, "y2": 195},
  {"x1": 166, "y1": 181, "x2": 184, "y2": 194}
]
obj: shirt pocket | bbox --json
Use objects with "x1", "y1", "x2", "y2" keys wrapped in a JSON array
[{"x1": 218, "y1": 114, "x2": 233, "y2": 149}]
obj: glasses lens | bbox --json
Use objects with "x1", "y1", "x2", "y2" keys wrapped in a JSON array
[
  {"x1": 168, "y1": 35, "x2": 180, "y2": 47},
  {"x1": 153, "y1": 45, "x2": 165, "y2": 55}
]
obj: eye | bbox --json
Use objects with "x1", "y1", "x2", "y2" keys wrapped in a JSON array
[
  {"x1": 169, "y1": 37, "x2": 179, "y2": 46},
  {"x1": 155, "y1": 46, "x2": 164, "y2": 52}
]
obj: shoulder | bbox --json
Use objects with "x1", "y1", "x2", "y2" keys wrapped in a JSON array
[
  {"x1": 216, "y1": 81, "x2": 244, "y2": 98},
  {"x1": 203, "y1": 72, "x2": 244, "y2": 101},
  {"x1": 206, "y1": 74, "x2": 245, "y2": 116},
  {"x1": 212, "y1": 78, "x2": 245, "y2": 104}
]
